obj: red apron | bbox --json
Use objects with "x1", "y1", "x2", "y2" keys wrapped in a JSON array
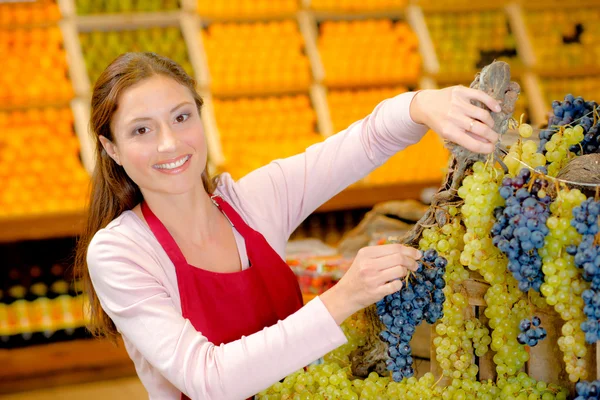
[{"x1": 141, "y1": 194, "x2": 304, "y2": 400}]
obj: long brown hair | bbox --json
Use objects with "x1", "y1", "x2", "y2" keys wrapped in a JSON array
[{"x1": 74, "y1": 52, "x2": 217, "y2": 342}]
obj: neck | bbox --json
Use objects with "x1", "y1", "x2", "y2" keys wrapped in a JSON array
[{"x1": 141, "y1": 186, "x2": 219, "y2": 247}]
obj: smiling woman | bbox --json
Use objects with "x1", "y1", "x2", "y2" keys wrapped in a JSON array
[{"x1": 74, "y1": 52, "x2": 502, "y2": 400}]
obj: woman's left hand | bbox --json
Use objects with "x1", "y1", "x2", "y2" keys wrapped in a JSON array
[{"x1": 409, "y1": 86, "x2": 502, "y2": 154}]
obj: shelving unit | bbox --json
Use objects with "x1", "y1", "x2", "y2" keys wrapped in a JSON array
[
  {"x1": 2, "y1": 0, "x2": 599, "y2": 395},
  {"x1": 0, "y1": 338, "x2": 134, "y2": 394}
]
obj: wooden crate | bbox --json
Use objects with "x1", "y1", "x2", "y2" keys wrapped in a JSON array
[{"x1": 430, "y1": 277, "x2": 598, "y2": 396}]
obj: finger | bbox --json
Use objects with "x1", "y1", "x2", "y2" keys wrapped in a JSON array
[
  {"x1": 461, "y1": 88, "x2": 502, "y2": 113},
  {"x1": 445, "y1": 127, "x2": 495, "y2": 154},
  {"x1": 381, "y1": 279, "x2": 403, "y2": 297},
  {"x1": 374, "y1": 252, "x2": 419, "y2": 272},
  {"x1": 379, "y1": 265, "x2": 410, "y2": 284},
  {"x1": 464, "y1": 118, "x2": 499, "y2": 145},
  {"x1": 462, "y1": 103, "x2": 495, "y2": 129},
  {"x1": 359, "y1": 244, "x2": 421, "y2": 260}
]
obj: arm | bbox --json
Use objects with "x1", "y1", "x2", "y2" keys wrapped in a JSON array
[
  {"x1": 233, "y1": 91, "x2": 428, "y2": 239},
  {"x1": 87, "y1": 229, "x2": 347, "y2": 400}
]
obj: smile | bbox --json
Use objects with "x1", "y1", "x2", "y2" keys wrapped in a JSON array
[{"x1": 153, "y1": 155, "x2": 191, "y2": 170}]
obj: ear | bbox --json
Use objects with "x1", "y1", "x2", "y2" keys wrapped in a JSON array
[{"x1": 99, "y1": 135, "x2": 121, "y2": 166}]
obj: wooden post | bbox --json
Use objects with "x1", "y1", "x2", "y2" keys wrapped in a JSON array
[
  {"x1": 198, "y1": 89, "x2": 225, "y2": 169},
  {"x1": 71, "y1": 98, "x2": 95, "y2": 174},
  {"x1": 405, "y1": 5, "x2": 439, "y2": 76},
  {"x1": 310, "y1": 84, "x2": 334, "y2": 138},
  {"x1": 297, "y1": 10, "x2": 325, "y2": 84},
  {"x1": 180, "y1": 13, "x2": 211, "y2": 89},
  {"x1": 522, "y1": 72, "x2": 548, "y2": 127},
  {"x1": 59, "y1": 19, "x2": 90, "y2": 98}
]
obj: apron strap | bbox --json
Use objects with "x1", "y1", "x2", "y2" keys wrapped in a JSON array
[
  {"x1": 211, "y1": 195, "x2": 256, "y2": 237},
  {"x1": 141, "y1": 201, "x2": 188, "y2": 266}
]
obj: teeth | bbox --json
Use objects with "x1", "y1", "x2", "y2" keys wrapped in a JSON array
[{"x1": 155, "y1": 155, "x2": 189, "y2": 170}]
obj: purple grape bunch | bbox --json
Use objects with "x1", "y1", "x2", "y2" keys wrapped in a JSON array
[
  {"x1": 492, "y1": 167, "x2": 551, "y2": 293},
  {"x1": 538, "y1": 94, "x2": 597, "y2": 154},
  {"x1": 517, "y1": 316, "x2": 546, "y2": 347},
  {"x1": 377, "y1": 248, "x2": 447, "y2": 382},
  {"x1": 568, "y1": 198, "x2": 600, "y2": 343}
]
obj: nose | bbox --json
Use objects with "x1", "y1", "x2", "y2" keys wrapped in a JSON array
[{"x1": 157, "y1": 124, "x2": 177, "y2": 153}]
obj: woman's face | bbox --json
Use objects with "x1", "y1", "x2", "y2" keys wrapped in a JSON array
[{"x1": 101, "y1": 75, "x2": 207, "y2": 197}]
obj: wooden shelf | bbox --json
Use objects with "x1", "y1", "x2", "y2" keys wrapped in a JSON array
[
  {"x1": 310, "y1": 9, "x2": 406, "y2": 22},
  {"x1": 535, "y1": 66, "x2": 600, "y2": 79},
  {"x1": 209, "y1": 85, "x2": 311, "y2": 99},
  {"x1": 417, "y1": 2, "x2": 511, "y2": 13},
  {"x1": 0, "y1": 210, "x2": 86, "y2": 243},
  {"x1": 198, "y1": 12, "x2": 299, "y2": 25},
  {"x1": 317, "y1": 181, "x2": 441, "y2": 212},
  {"x1": 75, "y1": 11, "x2": 181, "y2": 31},
  {"x1": 0, "y1": 338, "x2": 135, "y2": 394}
]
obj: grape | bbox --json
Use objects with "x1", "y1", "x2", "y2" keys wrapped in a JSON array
[
  {"x1": 571, "y1": 198, "x2": 600, "y2": 344},
  {"x1": 539, "y1": 94, "x2": 597, "y2": 155},
  {"x1": 377, "y1": 249, "x2": 447, "y2": 381},
  {"x1": 503, "y1": 138, "x2": 547, "y2": 178},
  {"x1": 458, "y1": 161, "x2": 507, "y2": 285},
  {"x1": 517, "y1": 317, "x2": 547, "y2": 347},
  {"x1": 519, "y1": 123, "x2": 533, "y2": 138},
  {"x1": 493, "y1": 168, "x2": 551, "y2": 293},
  {"x1": 540, "y1": 188, "x2": 589, "y2": 382}
]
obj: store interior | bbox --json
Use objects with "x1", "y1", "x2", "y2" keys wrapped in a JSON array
[{"x1": 1, "y1": 0, "x2": 599, "y2": 398}]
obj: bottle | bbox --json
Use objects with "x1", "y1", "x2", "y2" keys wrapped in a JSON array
[
  {"x1": 27, "y1": 265, "x2": 49, "y2": 301},
  {"x1": 48, "y1": 263, "x2": 69, "y2": 299}
]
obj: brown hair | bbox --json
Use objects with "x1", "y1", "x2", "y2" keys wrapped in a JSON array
[{"x1": 74, "y1": 52, "x2": 217, "y2": 341}]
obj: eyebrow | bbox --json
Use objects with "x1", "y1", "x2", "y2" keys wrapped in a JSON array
[{"x1": 125, "y1": 101, "x2": 194, "y2": 125}]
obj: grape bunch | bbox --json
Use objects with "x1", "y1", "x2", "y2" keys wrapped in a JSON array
[
  {"x1": 377, "y1": 249, "x2": 447, "y2": 381},
  {"x1": 570, "y1": 118, "x2": 599, "y2": 156},
  {"x1": 419, "y1": 212, "x2": 467, "y2": 284},
  {"x1": 570, "y1": 198, "x2": 600, "y2": 343},
  {"x1": 544, "y1": 125, "x2": 585, "y2": 177},
  {"x1": 504, "y1": 123, "x2": 547, "y2": 177},
  {"x1": 493, "y1": 167, "x2": 551, "y2": 292},
  {"x1": 541, "y1": 188, "x2": 590, "y2": 382},
  {"x1": 576, "y1": 380, "x2": 600, "y2": 400},
  {"x1": 458, "y1": 161, "x2": 506, "y2": 285},
  {"x1": 517, "y1": 316, "x2": 547, "y2": 347},
  {"x1": 539, "y1": 94, "x2": 597, "y2": 153}
]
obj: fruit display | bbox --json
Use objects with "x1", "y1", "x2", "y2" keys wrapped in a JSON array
[
  {"x1": 0, "y1": 107, "x2": 89, "y2": 217},
  {"x1": 328, "y1": 86, "x2": 409, "y2": 133},
  {"x1": 257, "y1": 62, "x2": 600, "y2": 398},
  {"x1": 414, "y1": 0, "x2": 508, "y2": 9},
  {"x1": 0, "y1": 0, "x2": 61, "y2": 25},
  {"x1": 318, "y1": 19, "x2": 421, "y2": 87},
  {"x1": 202, "y1": 20, "x2": 311, "y2": 95},
  {"x1": 0, "y1": 26, "x2": 73, "y2": 106},
  {"x1": 425, "y1": 10, "x2": 522, "y2": 79},
  {"x1": 328, "y1": 86, "x2": 448, "y2": 185},
  {"x1": 310, "y1": 0, "x2": 407, "y2": 12},
  {"x1": 79, "y1": 27, "x2": 193, "y2": 86},
  {"x1": 75, "y1": 0, "x2": 179, "y2": 14},
  {"x1": 541, "y1": 77, "x2": 600, "y2": 112},
  {"x1": 524, "y1": 8, "x2": 600, "y2": 73},
  {"x1": 213, "y1": 94, "x2": 322, "y2": 180},
  {"x1": 196, "y1": 0, "x2": 298, "y2": 19},
  {"x1": 364, "y1": 131, "x2": 448, "y2": 185},
  {"x1": 288, "y1": 255, "x2": 351, "y2": 297}
]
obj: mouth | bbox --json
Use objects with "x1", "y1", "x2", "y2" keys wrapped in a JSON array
[{"x1": 153, "y1": 155, "x2": 191, "y2": 170}]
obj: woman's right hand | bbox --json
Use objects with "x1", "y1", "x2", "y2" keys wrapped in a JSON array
[{"x1": 320, "y1": 244, "x2": 422, "y2": 324}]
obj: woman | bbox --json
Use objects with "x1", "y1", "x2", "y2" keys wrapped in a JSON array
[{"x1": 75, "y1": 52, "x2": 501, "y2": 400}]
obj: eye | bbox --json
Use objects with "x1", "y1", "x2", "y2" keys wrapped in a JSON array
[
  {"x1": 175, "y1": 113, "x2": 190, "y2": 123},
  {"x1": 135, "y1": 127, "x2": 149, "y2": 135}
]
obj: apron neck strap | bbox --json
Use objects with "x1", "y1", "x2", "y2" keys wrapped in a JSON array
[
  {"x1": 141, "y1": 201, "x2": 188, "y2": 266},
  {"x1": 210, "y1": 195, "x2": 255, "y2": 237}
]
